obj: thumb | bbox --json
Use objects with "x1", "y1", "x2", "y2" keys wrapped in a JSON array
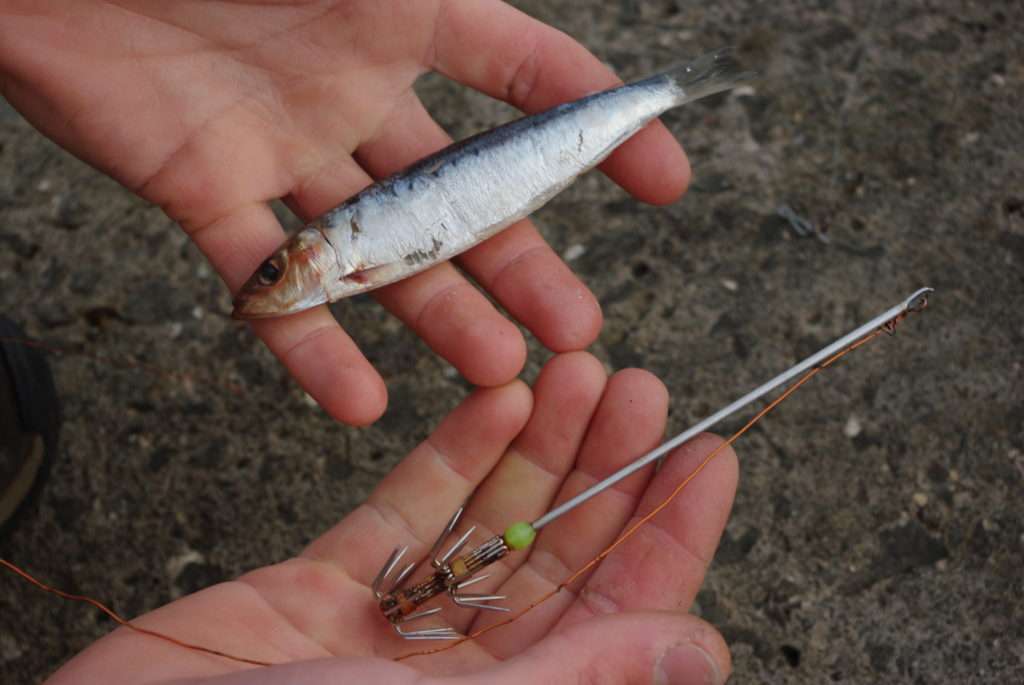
[{"x1": 465, "y1": 612, "x2": 731, "y2": 685}]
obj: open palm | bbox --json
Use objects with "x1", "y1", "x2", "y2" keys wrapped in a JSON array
[
  {"x1": 0, "y1": 1, "x2": 692, "y2": 425},
  {"x1": 47, "y1": 353, "x2": 736, "y2": 684}
]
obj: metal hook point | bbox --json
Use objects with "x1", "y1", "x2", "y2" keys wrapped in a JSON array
[{"x1": 373, "y1": 546, "x2": 408, "y2": 598}]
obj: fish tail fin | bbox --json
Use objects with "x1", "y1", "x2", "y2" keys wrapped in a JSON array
[{"x1": 660, "y1": 47, "x2": 755, "y2": 105}]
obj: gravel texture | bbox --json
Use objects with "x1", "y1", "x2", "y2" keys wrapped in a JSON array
[{"x1": 1, "y1": 1, "x2": 1022, "y2": 683}]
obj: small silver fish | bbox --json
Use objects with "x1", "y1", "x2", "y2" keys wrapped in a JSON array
[{"x1": 232, "y1": 49, "x2": 749, "y2": 319}]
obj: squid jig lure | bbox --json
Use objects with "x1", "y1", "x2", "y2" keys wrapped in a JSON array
[{"x1": 372, "y1": 287, "x2": 934, "y2": 640}]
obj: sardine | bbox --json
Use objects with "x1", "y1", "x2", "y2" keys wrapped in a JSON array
[{"x1": 232, "y1": 48, "x2": 749, "y2": 319}]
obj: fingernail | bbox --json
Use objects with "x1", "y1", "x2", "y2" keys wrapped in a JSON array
[{"x1": 655, "y1": 644, "x2": 722, "y2": 685}]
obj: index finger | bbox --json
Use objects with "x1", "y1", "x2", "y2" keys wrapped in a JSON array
[
  {"x1": 186, "y1": 201, "x2": 388, "y2": 426},
  {"x1": 430, "y1": 0, "x2": 691, "y2": 204}
]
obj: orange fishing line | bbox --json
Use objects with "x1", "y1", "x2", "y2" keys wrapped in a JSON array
[
  {"x1": 394, "y1": 326, "x2": 893, "y2": 661},
  {"x1": 1, "y1": 312, "x2": 909, "y2": 666},
  {"x1": 0, "y1": 559, "x2": 273, "y2": 667}
]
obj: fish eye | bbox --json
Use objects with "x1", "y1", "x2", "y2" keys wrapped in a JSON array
[{"x1": 257, "y1": 258, "x2": 283, "y2": 286}]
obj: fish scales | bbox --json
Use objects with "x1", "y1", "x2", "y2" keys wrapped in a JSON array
[
  {"x1": 232, "y1": 49, "x2": 749, "y2": 318},
  {"x1": 325, "y1": 83, "x2": 673, "y2": 277}
]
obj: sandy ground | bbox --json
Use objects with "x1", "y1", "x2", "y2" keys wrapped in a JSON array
[{"x1": 1, "y1": 1, "x2": 1022, "y2": 683}]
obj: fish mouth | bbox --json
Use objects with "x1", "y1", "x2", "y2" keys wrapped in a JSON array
[
  {"x1": 230, "y1": 294, "x2": 280, "y2": 320},
  {"x1": 231, "y1": 296, "x2": 278, "y2": 320},
  {"x1": 230, "y1": 290, "x2": 327, "y2": 320}
]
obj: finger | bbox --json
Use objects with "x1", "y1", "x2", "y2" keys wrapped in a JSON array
[
  {"x1": 301, "y1": 379, "x2": 533, "y2": 588},
  {"x1": 187, "y1": 202, "x2": 387, "y2": 425},
  {"x1": 285, "y1": 149, "x2": 378, "y2": 220},
  {"x1": 464, "y1": 352, "x2": 608, "y2": 538},
  {"x1": 430, "y1": 0, "x2": 691, "y2": 204},
  {"x1": 173, "y1": 656, "x2": 423, "y2": 685},
  {"x1": 460, "y1": 221, "x2": 602, "y2": 353},
  {"x1": 141, "y1": 122, "x2": 390, "y2": 426},
  {"x1": 474, "y1": 369, "x2": 669, "y2": 654},
  {"x1": 530, "y1": 368, "x2": 670, "y2": 577},
  {"x1": 557, "y1": 434, "x2": 739, "y2": 629},
  {"x1": 424, "y1": 352, "x2": 607, "y2": 637},
  {"x1": 441, "y1": 613, "x2": 730, "y2": 685},
  {"x1": 372, "y1": 267, "x2": 527, "y2": 387},
  {"x1": 356, "y1": 91, "x2": 602, "y2": 353}
]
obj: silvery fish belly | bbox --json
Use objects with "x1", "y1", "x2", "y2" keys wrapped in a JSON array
[{"x1": 232, "y1": 49, "x2": 749, "y2": 319}]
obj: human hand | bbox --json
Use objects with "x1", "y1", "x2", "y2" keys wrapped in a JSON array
[
  {"x1": 0, "y1": 1, "x2": 692, "y2": 425},
  {"x1": 46, "y1": 352, "x2": 736, "y2": 684}
]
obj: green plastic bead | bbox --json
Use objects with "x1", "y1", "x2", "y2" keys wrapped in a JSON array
[{"x1": 503, "y1": 521, "x2": 537, "y2": 550}]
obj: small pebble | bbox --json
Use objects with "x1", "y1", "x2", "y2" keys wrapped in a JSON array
[
  {"x1": 192, "y1": 306, "x2": 204, "y2": 319},
  {"x1": 165, "y1": 548, "x2": 205, "y2": 582},
  {"x1": 733, "y1": 85, "x2": 757, "y2": 97},
  {"x1": 55, "y1": 193, "x2": 88, "y2": 228},
  {"x1": 0, "y1": 632, "x2": 24, "y2": 661},
  {"x1": 36, "y1": 178, "x2": 52, "y2": 192},
  {"x1": 563, "y1": 244, "x2": 586, "y2": 261},
  {"x1": 721, "y1": 278, "x2": 739, "y2": 292},
  {"x1": 302, "y1": 392, "x2": 318, "y2": 408},
  {"x1": 912, "y1": 492, "x2": 928, "y2": 507},
  {"x1": 844, "y1": 415, "x2": 863, "y2": 438}
]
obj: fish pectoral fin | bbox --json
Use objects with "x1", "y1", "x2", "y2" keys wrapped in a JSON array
[{"x1": 342, "y1": 262, "x2": 408, "y2": 288}]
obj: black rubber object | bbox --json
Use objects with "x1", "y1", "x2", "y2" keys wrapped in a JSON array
[{"x1": 0, "y1": 316, "x2": 61, "y2": 535}]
